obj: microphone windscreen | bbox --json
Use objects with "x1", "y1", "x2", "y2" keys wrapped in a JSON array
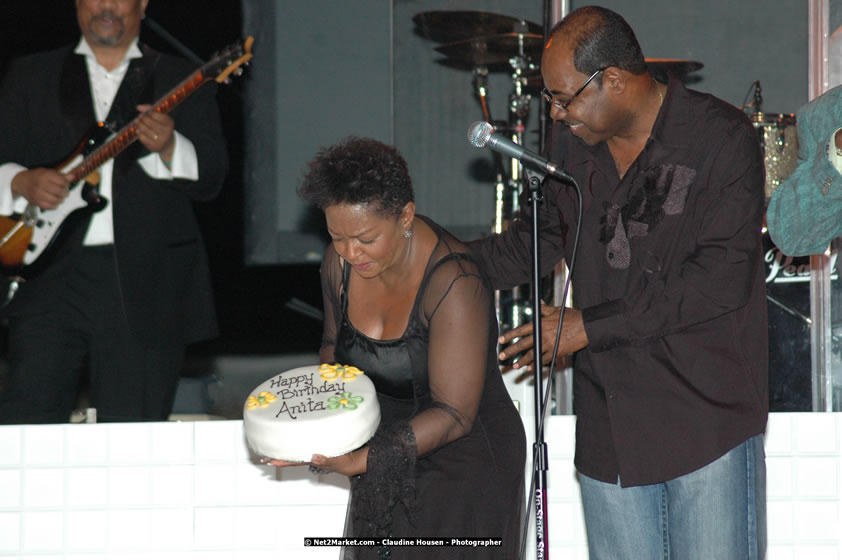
[{"x1": 467, "y1": 121, "x2": 494, "y2": 148}]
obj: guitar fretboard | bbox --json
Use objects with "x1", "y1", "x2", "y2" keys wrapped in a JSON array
[{"x1": 66, "y1": 72, "x2": 208, "y2": 183}]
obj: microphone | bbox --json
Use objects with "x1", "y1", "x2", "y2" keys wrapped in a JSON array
[{"x1": 467, "y1": 121, "x2": 572, "y2": 181}]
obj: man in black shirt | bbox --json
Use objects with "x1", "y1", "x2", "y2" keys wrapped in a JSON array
[{"x1": 470, "y1": 7, "x2": 767, "y2": 558}]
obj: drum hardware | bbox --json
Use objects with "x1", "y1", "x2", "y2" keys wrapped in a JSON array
[
  {"x1": 744, "y1": 80, "x2": 798, "y2": 200},
  {"x1": 414, "y1": 10, "x2": 543, "y2": 332},
  {"x1": 767, "y1": 293, "x2": 811, "y2": 326},
  {"x1": 752, "y1": 111, "x2": 798, "y2": 200},
  {"x1": 768, "y1": 285, "x2": 841, "y2": 353},
  {"x1": 473, "y1": 66, "x2": 493, "y2": 122}
]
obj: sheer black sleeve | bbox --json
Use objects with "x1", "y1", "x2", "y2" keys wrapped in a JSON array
[
  {"x1": 348, "y1": 420, "x2": 416, "y2": 539},
  {"x1": 411, "y1": 252, "x2": 492, "y2": 456},
  {"x1": 318, "y1": 243, "x2": 343, "y2": 363}
]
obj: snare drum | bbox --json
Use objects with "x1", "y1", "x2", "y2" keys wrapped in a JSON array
[{"x1": 752, "y1": 112, "x2": 798, "y2": 199}]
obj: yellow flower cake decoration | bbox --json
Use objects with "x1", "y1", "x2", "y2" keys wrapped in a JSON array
[
  {"x1": 246, "y1": 391, "x2": 277, "y2": 409},
  {"x1": 319, "y1": 363, "x2": 363, "y2": 382}
]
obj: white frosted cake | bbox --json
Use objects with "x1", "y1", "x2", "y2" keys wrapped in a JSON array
[{"x1": 243, "y1": 363, "x2": 381, "y2": 462}]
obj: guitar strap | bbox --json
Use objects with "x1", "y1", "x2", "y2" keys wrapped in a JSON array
[
  {"x1": 108, "y1": 45, "x2": 161, "y2": 180},
  {"x1": 59, "y1": 50, "x2": 97, "y2": 140}
]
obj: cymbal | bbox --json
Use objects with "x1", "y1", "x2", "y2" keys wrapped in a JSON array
[
  {"x1": 434, "y1": 33, "x2": 545, "y2": 67},
  {"x1": 413, "y1": 10, "x2": 542, "y2": 43}
]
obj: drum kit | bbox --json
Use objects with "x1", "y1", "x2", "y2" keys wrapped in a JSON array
[{"x1": 412, "y1": 9, "x2": 799, "y2": 330}]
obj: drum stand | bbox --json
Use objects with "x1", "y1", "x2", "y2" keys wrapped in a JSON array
[
  {"x1": 482, "y1": 26, "x2": 540, "y2": 334},
  {"x1": 473, "y1": 66, "x2": 517, "y2": 328}
]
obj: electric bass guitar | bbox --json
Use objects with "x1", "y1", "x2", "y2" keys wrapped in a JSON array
[{"x1": 0, "y1": 37, "x2": 253, "y2": 280}]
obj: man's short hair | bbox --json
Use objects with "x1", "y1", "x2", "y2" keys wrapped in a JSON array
[{"x1": 550, "y1": 6, "x2": 647, "y2": 81}]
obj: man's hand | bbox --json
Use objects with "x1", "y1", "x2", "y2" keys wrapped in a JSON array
[
  {"x1": 498, "y1": 305, "x2": 588, "y2": 371},
  {"x1": 11, "y1": 168, "x2": 70, "y2": 209},
  {"x1": 835, "y1": 128, "x2": 841, "y2": 151},
  {"x1": 135, "y1": 104, "x2": 175, "y2": 162}
]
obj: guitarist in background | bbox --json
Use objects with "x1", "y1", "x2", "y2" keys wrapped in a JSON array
[{"x1": 0, "y1": 0, "x2": 228, "y2": 423}]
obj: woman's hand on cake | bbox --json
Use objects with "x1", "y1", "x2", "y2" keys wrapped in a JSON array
[
  {"x1": 310, "y1": 448, "x2": 368, "y2": 477},
  {"x1": 260, "y1": 457, "x2": 307, "y2": 468},
  {"x1": 258, "y1": 448, "x2": 368, "y2": 476}
]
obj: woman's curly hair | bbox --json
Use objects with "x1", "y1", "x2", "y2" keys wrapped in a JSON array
[{"x1": 297, "y1": 136, "x2": 414, "y2": 218}]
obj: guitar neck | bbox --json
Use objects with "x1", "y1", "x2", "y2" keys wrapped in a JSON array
[{"x1": 66, "y1": 70, "x2": 211, "y2": 183}]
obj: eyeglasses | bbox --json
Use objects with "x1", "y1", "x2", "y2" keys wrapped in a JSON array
[{"x1": 541, "y1": 68, "x2": 606, "y2": 111}]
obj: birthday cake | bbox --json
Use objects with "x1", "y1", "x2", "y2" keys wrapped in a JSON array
[{"x1": 243, "y1": 363, "x2": 381, "y2": 462}]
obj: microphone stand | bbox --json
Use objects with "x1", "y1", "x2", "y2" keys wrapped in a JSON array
[
  {"x1": 524, "y1": 166, "x2": 550, "y2": 560},
  {"x1": 143, "y1": 16, "x2": 205, "y2": 65}
]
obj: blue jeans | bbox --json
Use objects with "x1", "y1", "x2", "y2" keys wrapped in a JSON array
[{"x1": 579, "y1": 434, "x2": 766, "y2": 560}]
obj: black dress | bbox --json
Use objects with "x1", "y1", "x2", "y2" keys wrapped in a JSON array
[{"x1": 320, "y1": 216, "x2": 526, "y2": 559}]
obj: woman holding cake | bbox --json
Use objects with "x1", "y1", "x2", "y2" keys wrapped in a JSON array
[{"x1": 279, "y1": 137, "x2": 526, "y2": 558}]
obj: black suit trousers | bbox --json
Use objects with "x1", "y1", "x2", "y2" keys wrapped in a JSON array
[{"x1": 0, "y1": 246, "x2": 186, "y2": 423}]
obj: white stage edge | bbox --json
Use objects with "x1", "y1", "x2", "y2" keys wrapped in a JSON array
[{"x1": 1, "y1": 413, "x2": 841, "y2": 559}]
